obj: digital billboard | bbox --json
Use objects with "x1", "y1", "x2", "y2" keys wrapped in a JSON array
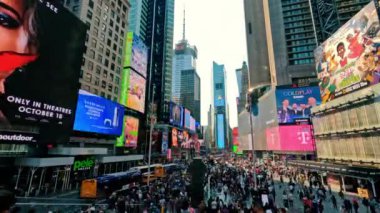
[
  {"x1": 184, "y1": 109, "x2": 191, "y2": 129},
  {"x1": 73, "y1": 90, "x2": 124, "y2": 136},
  {"x1": 170, "y1": 102, "x2": 183, "y2": 127},
  {"x1": 162, "y1": 131, "x2": 168, "y2": 154},
  {"x1": 123, "y1": 116, "x2": 139, "y2": 147},
  {"x1": 190, "y1": 116, "x2": 196, "y2": 132},
  {"x1": 127, "y1": 70, "x2": 146, "y2": 113},
  {"x1": 314, "y1": 2, "x2": 380, "y2": 103},
  {"x1": 171, "y1": 128, "x2": 178, "y2": 147},
  {"x1": 0, "y1": 0, "x2": 87, "y2": 144},
  {"x1": 275, "y1": 86, "x2": 321, "y2": 124},
  {"x1": 217, "y1": 114, "x2": 225, "y2": 149},
  {"x1": 266, "y1": 125, "x2": 315, "y2": 152},
  {"x1": 131, "y1": 34, "x2": 148, "y2": 77}
]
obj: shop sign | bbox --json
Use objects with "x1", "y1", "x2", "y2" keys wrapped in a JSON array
[
  {"x1": 357, "y1": 188, "x2": 369, "y2": 199},
  {"x1": 74, "y1": 156, "x2": 96, "y2": 171}
]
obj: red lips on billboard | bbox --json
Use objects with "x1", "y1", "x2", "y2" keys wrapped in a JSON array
[{"x1": 0, "y1": 51, "x2": 38, "y2": 73}]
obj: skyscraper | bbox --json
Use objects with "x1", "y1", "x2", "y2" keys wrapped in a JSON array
[
  {"x1": 172, "y1": 10, "x2": 198, "y2": 104},
  {"x1": 236, "y1": 62, "x2": 249, "y2": 114},
  {"x1": 128, "y1": 0, "x2": 149, "y2": 42},
  {"x1": 62, "y1": 0, "x2": 131, "y2": 101},
  {"x1": 213, "y1": 62, "x2": 228, "y2": 149},
  {"x1": 180, "y1": 69, "x2": 201, "y2": 122}
]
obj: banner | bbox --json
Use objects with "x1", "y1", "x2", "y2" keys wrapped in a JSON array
[
  {"x1": 162, "y1": 131, "x2": 168, "y2": 154},
  {"x1": 266, "y1": 125, "x2": 315, "y2": 152},
  {"x1": 0, "y1": 0, "x2": 87, "y2": 143},
  {"x1": 315, "y1": 2, "x2": 380, "y2": 103},
  {"x1": 170, "y1": 102, "x2": 183, "y2": 127},
  {"x1": 124, "y1": 116, "x2": 139, "y2": 147}
]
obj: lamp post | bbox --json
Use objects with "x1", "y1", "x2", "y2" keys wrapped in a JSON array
[
  {"x1": 147, "y1": 0, "x2": 157, "y2": 186},
  {"x1": 247, "y1": 88, "x2": 257, "y2": 189}
]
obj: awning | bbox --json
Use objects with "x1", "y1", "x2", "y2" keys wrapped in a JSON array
[
  {"x1": 15, "y1": 157, "x2": 74, "y2": 167},
  {"x1": 98, "y1": 155, "x2": 144, "y2": 163},
  {"x1": 288, "y1": 160, "x2": 380, "y2": 178}
]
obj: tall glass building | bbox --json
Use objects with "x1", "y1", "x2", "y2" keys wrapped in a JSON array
[
  {"x1": 213, "y1": 62, "x2": 228, "y2": 149},
  {"x1": 180, "y1": 69, "x2": 201, "y2": 122}
]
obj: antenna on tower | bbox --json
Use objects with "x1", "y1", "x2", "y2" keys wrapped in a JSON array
[{"x1": 182, "y1": 4, "x2": 186, "y2": 41}]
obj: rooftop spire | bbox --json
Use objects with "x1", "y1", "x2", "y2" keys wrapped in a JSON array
[{"x1": 182, "y1": 5, "x2": 186, "y2": 41}]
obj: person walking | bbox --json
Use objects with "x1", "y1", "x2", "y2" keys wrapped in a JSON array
[
  {"x1": 331, "y1": 194, "x2": 338, "y2": 210},
  {"x1": 352, "y1": 198, "x2": 359, "y2": 213}
]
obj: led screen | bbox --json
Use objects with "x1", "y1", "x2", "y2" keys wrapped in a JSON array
[
  {"x1": 217, "y1": 114, "x2": 225, "y2": 149},
  {"x1": 266, "y1": 125, "x2": 315, "y2": 152},
  {"x1": 162, "y1": 131, "x2": 168, "y2": 154},
  {"x1": 73, "y1": 90, "x2": 124, "y2": 135},
  {"x1": 127, "y1": 70, "x2": 146, "y2": 113},
  {"x1": 124, "y1": 116, "x2": 139, "y2": 147},
  {"x1": 0, "y1": 0, "x2": 87, "y2": 144},
  {"x1": 131, "y1": 34, "x2": 148, "y2": 77},
  {"x1": 190, "y1": 116, "x2": 196, "y2": 132},
  {"x1": 184, "y1": 109, "x2": 191, "y2": 129},
  {"x1": 171, "y1": 128, "x2": 178, "y2": 147},
  {"x1": 275, "y1": 86, "x2": 321, "y2": 124},
  {"x1": 170, "y1": 102, "x2": 183, "y2": 127},
  {"x1": 314, "y1": 2, "x2": 380, "y2": 103}
]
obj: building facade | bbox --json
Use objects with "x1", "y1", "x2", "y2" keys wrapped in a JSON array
[
  {"x1": 236, "y1": 62, "x2": 249, "y2": 114},
  {"x1": 180, "y1": 69, "x2": 201, "y2": 122},
  {"x1": 62, "y1": 0, "x2": 131, "y2": 102},
  {"x1": 172, "y1": 40, "x2": 198, "y2": 104},
  {"x1": 213, "y1": 62, "x2": 229, "y2": 149},
  {"x1": 128, "y1": 0, "x2": 149, "y2": 42}
]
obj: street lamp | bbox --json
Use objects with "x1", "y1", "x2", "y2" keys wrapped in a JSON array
[{"x1": 246, "y1": 84, "x2": 271, "y2": 189}]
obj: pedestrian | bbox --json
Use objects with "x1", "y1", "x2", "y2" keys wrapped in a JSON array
[
  {"x1": 362, "y1": 197, "x2": 370, "y2": 212},
  {"x1": 339, "y1": 189, "x2": 344, "y2": 200},
  {"x1": 344, "y1": 199, "x2": 353, "y2": 213},
  {"x1": 352, "y1": 198, "x2": 359, "y2": 213},
  {"x1": 331, "y1": 194, "x2": 338, "y2": 209}
]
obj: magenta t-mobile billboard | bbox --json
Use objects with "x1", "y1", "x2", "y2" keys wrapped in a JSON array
[{"x1": 266, "y1": 125, "x2": 315, "y2": 152}]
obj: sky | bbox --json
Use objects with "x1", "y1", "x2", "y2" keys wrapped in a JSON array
[{"x1": 173, "y1": 0, "x2": 247, "y2": 128}]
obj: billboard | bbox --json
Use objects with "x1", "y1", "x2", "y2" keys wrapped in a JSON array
[
  {"x1": 190, "y1": 116, "x2": 196, "y2": 132},
  {"x1": 171, "y1": 128, "x2": 178, "y2": 147},
  {"x1": 73, "y1": 90, "x2": 124, "y2": 136},
  {"x1": 266, "y1": 125, "x2": 315, "y2": 152},
  {"x1": 124, "y1": 116, "x2": 139, "y2": 147},
  {"x1": 184, "y1": 109, "x2": 191, "y2": 129},
  {"x1": 275, "y1": 86, "x2": 321, "y2": 124},
  {"x1": 162, "y1": 131, "x2": 168, "y2": 154},
  {"x1": 131, "y1": 34, "x2": 148, "y2": 77},
  {"x1": 217, "y1": 114, "x2": 225, "y2": 149},
  {"x1": 169, "y1": 102, "x2": 183, "y2": 127},
  {"x1": 315, "y1": 2, "x2": 380, "y2": 103},
  {"x1": 126, "y1": 70, "x2": 146, "y2": 113},
  {"x1": 0, "y1": 0, "x2": 87, "y2": 144}
]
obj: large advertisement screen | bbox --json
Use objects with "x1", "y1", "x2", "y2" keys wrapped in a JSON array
[
  {"x1": 0, "y1": 0, "x2": 86, "y2": 144},
  {"x1": 190, "y1": 116, "x2": 196, "y2": 132},
  {"x1": 170, "y1": 102, "x2": 183, "y2": 127},
  {"x1": 73, "y1": 90, "x2": 124, "y2": 135},
  {"x1": 276, "y1": 86, "x2": 321, "y2": 124},
  {"x1": 315, "y1": 2, "x2": 380, "y2": 103},
  {"x1": 124, "y1": 116, "x2": 139, "y2": 148},
  {"x1": 266, "y1": 125, "x2": 315, "y2": 152},
  {"x1": 217, "y1": 114, "x2": 225, "y2": 149},
  {"x1": 127, "y1": 70, "x2": 146, "y2": 113},
  {"x1": 184, "y1": 109, "x2": 191, "y2": 129},
  {"x1": 131, "y1": 34, "x2": 148, "y2": 78},
  {"x1": 171, "y1": 128, "x2": 178, "y2": 147}
]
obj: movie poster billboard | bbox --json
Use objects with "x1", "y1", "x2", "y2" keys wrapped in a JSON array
[
  {"x1": 73, "y1": 90, "x2": 124, "y2": 135},
  {"x1": 171, "y1": 128, "x2": 178, "y2": 147},
  {"x1": 315, "y1": 2, "x2": 380, "y2": 103},
  {"x1": 170, "y1": 102, "x2": 183, "y2": 127},
  {"x1": 124, "y1": 116, "x2": 139, "y2": 147},
  {"x1": 127, "y1": 70, "x2": 146, "y2": 113},
  {"x1": 0, "y1": 0, "x2": 87, "y2": 144},
  {"x1": 266, "y1": 125, "x2": 315, "y2": 152},
  {"x1": 276, "y1": 86, "x2": 321, "y2": 124}
]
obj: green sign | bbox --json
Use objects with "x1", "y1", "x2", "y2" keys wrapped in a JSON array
[{"x1": 73, "y1": 157, "x2": 95, "y2": 171}]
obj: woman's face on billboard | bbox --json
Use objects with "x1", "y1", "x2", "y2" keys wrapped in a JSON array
[{"x1": 0, "y1": 0, "x2": 33, "y2": 54}]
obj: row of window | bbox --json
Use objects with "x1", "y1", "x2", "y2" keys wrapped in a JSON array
[
  {"x1": 85, "y1": 60, "x2": 121, "y2": 84},
  {"x1": 282, "y1": 2, "x2": 309, "y2": 12},
  {"x1": 287, "y1": 38, "x2": 316, "y2": 46},
  {"x1": 283, "y1": 14, "x2": 312, "y2": 24},
  {"x1": 286, "y1": 32, "x2": 315, "y2": 40},
  {"x1": 290, "y1": 58, "x2": 314, "y2": 65},
  {"x1": 81, "y1": 83, "x2": 118, "y2": 102},
  {"x1": 289, "y1": 45, "x2": 315, "y2": 53},
  {"x1": 81, "y1": 71, "x2": 119, "y2": 95},
  {"x1": 285, "y1": 26, "x2": 314, "y2": 34},
  {"x1": 283, "y1": 8, "x2": 310, "y2": 17},
  {"x1": 284, "y1": 21, "x2": 313, "y2": 28}
]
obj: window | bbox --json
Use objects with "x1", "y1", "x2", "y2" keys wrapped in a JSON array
[
  {"x1": 73, "y1": 5, "x2": 79, "y2": 12},
  {"x1": 91, "y1": 38, "x2": 97, "y2": 48},
  {"x1": 100, "y1": 33, "x2": 105, "y2": 41},
  {"x1": 93, "y1": 88, "x2": 98, "y2": 95},
  {"x1": 87, "y1": 61, "x2": 93, "y2": 70},
  {"x1": 108, "y1": 29, "x2": 112, "y2": 37},
  {"x1": 111, "y1": 63, "x2": 115, "y2": 70},
  {"x1": 117, "y1": 57, "x2": 121, "y2": 64},
  {"x1": 116, "y1": 67, "x2": 121, "y2": 74},
  {"x1": 114, "y1": 86, "x2": 119, "y2": 94},
  {"x1": 118, "y1": 47, "x2": 123, "y2": 55},
  {"x1": 108, "y1": 84, "x2": 113, "y2": 92},
  {"x1": 97, "y1": 54, "x2": 103, "y2": 63},
  {"x1": 100, "y1": 91, "x2": 105, "y2": 97},
  {"x1": 83, "y1": 85, "x2": 90, "y2": 92},
  {"x1": 94, "y1": 77, "x2": 100, "y2": 86},
  {"x1": 96, "y1": 65, "x2": 101, "y2": 75},
  {"x1": 103, "y1": 14, "x2": 108, "y2": 21},
  {"x1": 101, "y1": 24, "x2": 106, "y2": 31},
  {"x1": 109, "y1": 73, "x2": 114, "y2": 81},
  {"x1": 92, "y1": 28, "x2": 98, "y2": 36},
  {"x1": 110, "y1": 20, "x2": 114, "y2": 27},
  {"x1": 87, "y1": 10, "x2": 93, "y2": 19},
  {"x1": 248, "y1": 23, "x2": 252, "y2": 34},
  {"x1": 84, "y1": 73, "x2": 92, "y2": 82},
  {"x1": 121, "y1": 21, "x2": 125, "y2": 29},
  {"x1": 104, "y1": 59, "x2": 109, "y2": 67},
  {"x1": 88, "y1": 49, "x2": 95, "y2": 59},
  {"x1": 107, "y1": 39, "x2": 111, "y2": 46},
  {"x1": 115, "y1": 76, "x2": 120, "y2": 84},
  {"x1": 96, "y1": 7, "x2": 101, "y2": 15},
  {"x1": 98, "y1": 44, "x2": 104, "y2": 53},
  {"x1": 101, "y1": 80, "x2": 106, "y2": 89},
  {"x1": 103, "y1": 70, "x2": 108, "y2": 78},
  {"x1": 116, "y1": 16, "x2": 120, "y2": 23},
  {"x1": 107, "y1": 94, "x2": 111, "y2": 100},
  {"x1": 89, "y1": 0, "x2": 94, "y2": 8},
  {"x1": 106, "y1": 49, "x2": 110, "y2": 57},
  {"x1": 94, "y1": 17, "x2": 100, "y2": 26},
  {"x1": 113, "y1": 97, "x2": 118, "y2": 102},
  {"x1": 113, "y1": 44, "x2": 117, "y2": 52},
  {"x1": 112, "y1": 53, "x2": 116, "y2": 61},
  {"x1": 215, "y1": 83, "x2": 224, "y2": 90}
]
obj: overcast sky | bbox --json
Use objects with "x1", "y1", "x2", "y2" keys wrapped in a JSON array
[{"x1": 173, "y1": 0, "x2": 247, "y2": 128}]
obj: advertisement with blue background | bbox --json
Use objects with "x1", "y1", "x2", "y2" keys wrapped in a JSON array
[
  {"x1": 275, "y1": 86, "x2": 321, "y2": 124},
  {"x1": 74, "y1": 90, "x2": 124, "y2": 135},
  {"x1": 170, "y1": 102, "x2": 183, "y2": 127},
  {"x1": 217, "y1": 114, "x2": 225, "y2": 149}
]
